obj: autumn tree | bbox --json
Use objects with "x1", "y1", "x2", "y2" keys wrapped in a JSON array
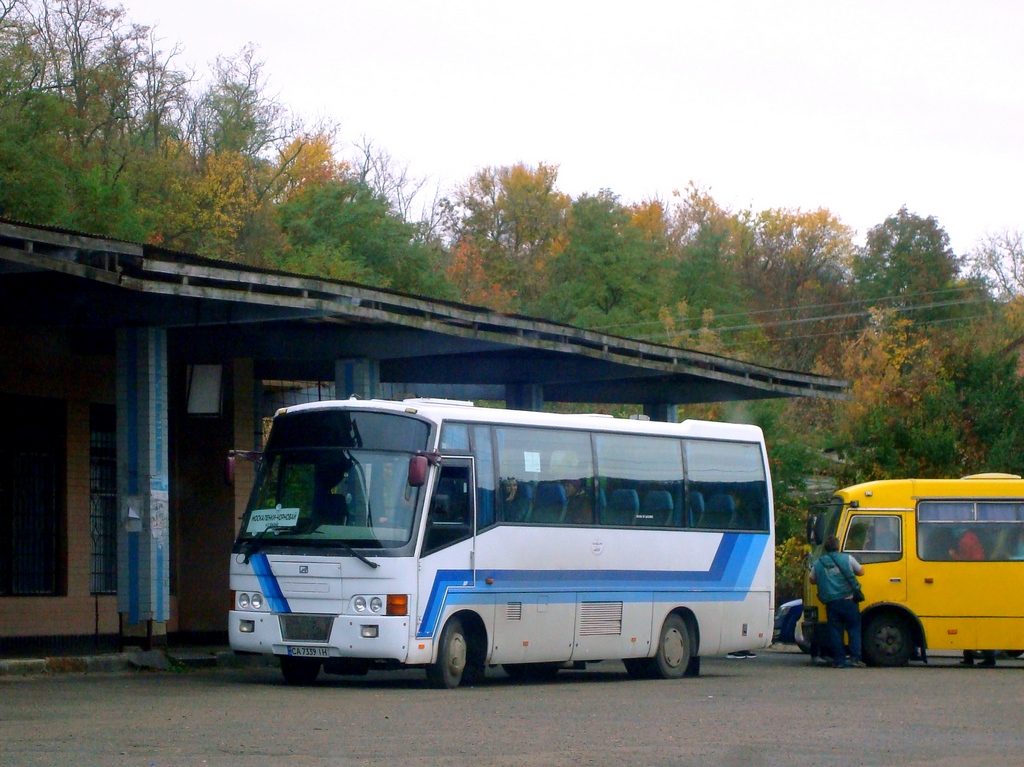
[
  {"x1": 443, "y1": 162, "x2": 569, "y2": 312},
  {"x1": 734, "y1": 206, "x2": 857, "y2": 368},
  {"x1": 823, "y1": 307, "x2": 1024, "y2": 483}
]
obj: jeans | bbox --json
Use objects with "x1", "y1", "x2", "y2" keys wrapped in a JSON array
[{"x1": 825, "y1": 597, "x2": 862, "y2": 666}]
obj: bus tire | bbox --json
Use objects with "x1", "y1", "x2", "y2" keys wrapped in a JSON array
[
  {"x1": 653, "y1": 613, "x2": 692, "y2": 679},
  {"x1": 863, "y1": 612, "x2": 913, "y2": 667},
  {"x1": 427, "y1": 616, "x2": 467, "y2": 689},
  {"x1": 280, "y1": 657, "x2": 321, "y2": 686}
]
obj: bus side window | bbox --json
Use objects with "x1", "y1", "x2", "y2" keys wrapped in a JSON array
[{"x1": 845, "y1": 515, "x2": 902, "y2": 564}]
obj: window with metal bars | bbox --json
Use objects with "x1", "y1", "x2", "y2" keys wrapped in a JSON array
[{"x1": 89, "y1": 405, "x2": 117, "y2": 594}]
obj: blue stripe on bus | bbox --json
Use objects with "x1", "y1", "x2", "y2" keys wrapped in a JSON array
[
  {"x1": 251, "y1": 553, "x2": 291, "y2": 614},
  {"x1": 416, "y1": 532, "x2": 769, "y2": 639}
]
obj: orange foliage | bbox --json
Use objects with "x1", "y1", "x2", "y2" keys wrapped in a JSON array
[{"x1": 445, "y1": 240, "x2": 517, "y2": 312}]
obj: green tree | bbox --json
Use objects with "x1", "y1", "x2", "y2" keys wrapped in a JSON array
[
  {"x1": 275, "y1": 178, "x2": 454, "y2": 298},
  {"x1": 537, "y1": 191, "x2": 668, "y2": 330},
  {"x1": 852, "y1": 206, "x2": 963, "y2": 322},
  {"x1": 660, "y1": 185, "x2": 753, "y2": 352}
]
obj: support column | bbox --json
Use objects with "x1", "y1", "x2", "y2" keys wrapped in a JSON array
[
  {"x1": 116, "y1": 327, "x2": 170, "y2": 648},
  {"x1": 505, "y1": 384, "x2": 544, "y2": 411},
  {"x1": 644, "y1": 403, "x2": 678, "y2": 423},
  {"x1": 335, "y1": 358, "x2": 380, "y2": 400}
]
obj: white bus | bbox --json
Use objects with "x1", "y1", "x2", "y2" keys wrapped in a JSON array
[{"x1": 229, "y1": 399, "x2": 775, "y2": 688}]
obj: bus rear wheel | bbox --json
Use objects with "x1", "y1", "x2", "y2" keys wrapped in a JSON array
[
  {"x1": 280, "y1": 656, "x2": 321, "y2": 685},
  {"x1": 426, "y1": 616, "x2": 467, "y2": 689},
  {"x1": 863, "y1": 613, "x2": 913, "y2": 667}
]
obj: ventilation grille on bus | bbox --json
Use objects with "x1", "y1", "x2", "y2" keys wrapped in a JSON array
[
  {"x1": 279, "y1": 614, "x2": 334, "y2": 642},
  {"x1": 506, "y1": 602, "x2": 523, "y2": 621},
  {"x1": 579, "y1": 601, "x2": 623, "y2": 636}
]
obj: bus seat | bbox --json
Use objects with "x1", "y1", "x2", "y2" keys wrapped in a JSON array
[
  {"x1": 531, "y1": 481, "x2": 568, "y2": 523},
  {"x1": 701, "y1": 494, "x2": 736, "y2": 529},
  {"x1": 639, "y1": 490, "x2": 673, "y2": 526},
  {"x1": 687, "y1": 491, "x2": 705, "y2": 527},
  {"x1": 602, "y1": 488, "x2": 639, "y2": 526},
  {"x1": 430, "y1": 494, "x2": 452, "y2": 520}
]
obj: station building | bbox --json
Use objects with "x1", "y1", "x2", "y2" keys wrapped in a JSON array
[{"x1": 0, "y1": 218, "x2": 845, "y2": 654}]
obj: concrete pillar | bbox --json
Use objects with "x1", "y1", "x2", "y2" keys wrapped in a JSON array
[
  {"x1": 335, "y1": 358, "x2": 380, "y2": 400},
  {"x1": 506, "y1": 383, "x2": 544, "y2": 411},
  {"x1": 116, "y1": 328, "x2": 170, "y2": 647},
  {"x1": 644, "y1": 403, "x2": 678, "y2": 423}
]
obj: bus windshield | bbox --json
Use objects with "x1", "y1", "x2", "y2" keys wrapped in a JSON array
[{"x1": 236, "y1": 409, "x2": 430, "y2": 550}]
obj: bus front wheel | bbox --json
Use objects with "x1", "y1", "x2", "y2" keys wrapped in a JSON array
[
  {"x1": 863, "y1": 613, "x2": 913, "y2": 667},
  {"x1": 280, "y1": 656, "x2": 321, "y2": 685},
  {"x1": 427, "y1": 616, "x2": 467, "y2": 689},
  {"x1": 654, "y1": 614, "x2": 692, "y2": 679}
]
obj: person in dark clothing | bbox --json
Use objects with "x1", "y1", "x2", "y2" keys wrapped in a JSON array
[{"x1": 810, "y1": 535, "x2": 865, "y2": 668}]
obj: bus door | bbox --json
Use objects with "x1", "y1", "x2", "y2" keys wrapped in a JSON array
[
  {"x1": 842, "y1": 513, "x2": 908, "y2": 604},
  {"x1": 417, "y1": 458, "x2": 478, "y2": 636}
]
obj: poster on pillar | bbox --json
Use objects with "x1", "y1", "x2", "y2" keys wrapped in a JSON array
[{"x1": 151, "y1": 489, "x2": 168, "y2": 537}]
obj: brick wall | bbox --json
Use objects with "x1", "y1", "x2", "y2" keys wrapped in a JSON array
[{"x1": 0, "y1": 327, "x2": 120, "y2": 641}]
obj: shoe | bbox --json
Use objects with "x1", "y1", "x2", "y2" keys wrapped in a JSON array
[
  {"x1": 850, "y1": 660, "x2": 866, "y2": 668},
  {"x1": 726, "y1": 650, "x2": 756, "y2": 659},
  {"x1": 832, "y1": 662, "x2": 850, "y2": 669},
  {"x1": 958, "y1": 659, "x2": 975, "y2": 666}
]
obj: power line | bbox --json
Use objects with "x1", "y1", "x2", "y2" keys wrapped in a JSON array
[
  {"x1": 713, "y1": 312, "x2": 996, "y2": 352},
  {"x1": 589, "y1": 284, "x2": 987, "y2": 337},
  {"x1": 632, "y1": 295, "x2": 994, "y2": 345}
]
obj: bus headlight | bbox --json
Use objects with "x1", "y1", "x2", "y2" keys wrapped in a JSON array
[
  {"x1": 369, "y1": 597, "x2": 383, "y2": 613},
  {"x1": 353, "y1": 596, "x2": 367, "y2": 612},
  {"x1": 235, "y1": 592, "x2": 265, "y2": 611}
]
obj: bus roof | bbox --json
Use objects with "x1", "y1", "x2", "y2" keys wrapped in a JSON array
[
  {"x1": 836, "y1": 475, "x2": 1024, "y2": 504},
  {"x1": 275, "y1": 397, "x2": 765, "y2": 443}
]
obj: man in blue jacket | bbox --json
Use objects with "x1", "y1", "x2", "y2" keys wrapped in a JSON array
[{"x1": 810, "y1": 535, "x2": 865, "y2": 668}]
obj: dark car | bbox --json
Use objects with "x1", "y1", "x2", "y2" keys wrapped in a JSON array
[{"x1": 773, "y1": 598, "x2": 810, "y2": 652}]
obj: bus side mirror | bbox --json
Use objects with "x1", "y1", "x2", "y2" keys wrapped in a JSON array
[
  {"x1": 807, "y1": 514, "x2": 820, "y2": 546},
  {"x1": 408, "y1": 455, "x2": 429, "y2": 487},
  {"x1": 807, "y1": 513, "x2": 827, "y2": 546},
  {"x1": 226, "y1": 449, "x2": 262, "y2": 485}
]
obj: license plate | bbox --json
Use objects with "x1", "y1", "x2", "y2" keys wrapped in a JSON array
[{"x1": 287, "y1": 646, "x2": 330, "y2": 658}]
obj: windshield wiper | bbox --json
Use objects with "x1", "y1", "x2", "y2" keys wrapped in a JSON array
[
  {"x1": 241, "y1": 524, "x2": 291, "y2": 564},
  {"x1": 330, "y1": 541, "x2": 379, "y2": 569}
]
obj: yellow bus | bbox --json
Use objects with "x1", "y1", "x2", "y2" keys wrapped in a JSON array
[{"x1": 803, "y1": 474, "x2": 1024, "y2": 666}]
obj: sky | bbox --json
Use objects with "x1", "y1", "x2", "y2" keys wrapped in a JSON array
[{"x1": 121, "y1": 0, "x2": 1024, "y2": 255}]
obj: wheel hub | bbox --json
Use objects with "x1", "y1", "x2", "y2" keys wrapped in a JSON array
[{"x1": 663, "y1": 628, "x2": 684, "y2": 668}]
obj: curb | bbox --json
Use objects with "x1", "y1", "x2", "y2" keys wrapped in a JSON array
[{"x1": 0, "y1": 648, "x2": 275, "y2": 678}]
